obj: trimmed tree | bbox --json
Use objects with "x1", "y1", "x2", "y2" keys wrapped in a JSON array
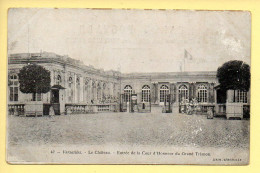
[
  {"x1": 217, "y1": 60, "x2": 250, "y2": 92},
  {"x1": 217, "y1": 60, "x2": 250, "y2": 119},
  {"x1": 18, "y1": 64, "x2": 51, "y2": 99}
]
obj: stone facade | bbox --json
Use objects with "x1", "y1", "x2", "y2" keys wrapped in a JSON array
[{"x1": 8, "y1": 52, "x2": 250, "y2": 114}]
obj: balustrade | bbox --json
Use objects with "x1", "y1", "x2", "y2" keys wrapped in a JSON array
[
  {"x1": 65, "y1": 103, "x2": 118, "y2": 114},
  {"x1": 8, "y1": 104, "x2": 25, "y2": 116}
]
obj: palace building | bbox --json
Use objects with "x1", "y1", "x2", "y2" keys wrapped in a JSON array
[{"x1": 8, "y1": 52, "x2": 250, "y2": 117}]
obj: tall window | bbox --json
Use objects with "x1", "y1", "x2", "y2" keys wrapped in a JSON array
[
  {"x1": 103, "y1": 83, "x2": 107, "y2": 99},
  {"x1": 84, "y1": 80, "x2": 89, "y2": 102},
  {"x1": 113, "y1": 83, "x2": 116, "y2": 97},
  {"x1": 97, "y1": 82, "x2": 101, "y2": 100},
  {"x1": 142, "y1": 85, "x2": 150, "y2": 102},
  {"x1": 237, "y1": 90, "x2": 247, "y2": 103},
  {"x1": 179, "y1": 85, "x2": 188, "y2": 102},
  {"x1": 56, "y1": 75, "x2": 62, "y2": 85},
  {"x1": 9, "y1": 74, "x2": 18, "y2": 102},
  {"x1": 160, "y1": 85, "x2": 169, "y2": 102},
  {"x1": 197, "y1": 84, "x2": 208, "y2": 103},
  {"x1": 124, "y1": 85, "x2": 132, "y2": 102},
  {"x1": 68, "y1": 77, "x2": 73, "y2": 103},
  {"x1": 91, "y1": 81, "x2": 95, "y2": 101},
  {"x1": 76, "y1": 77, "x2": 80, "y2": 103},
  {"x1": 32, "y1": 93, "x2": 42, "y2": 101}
]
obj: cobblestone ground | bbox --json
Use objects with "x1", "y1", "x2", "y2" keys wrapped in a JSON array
[{"x1": 7, "y1": 113, "x2": 249, "y2": 149}]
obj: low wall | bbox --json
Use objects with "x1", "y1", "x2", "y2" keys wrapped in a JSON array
[{"x1": 65, "y1": 103, "x2": 119, "y2": 114}]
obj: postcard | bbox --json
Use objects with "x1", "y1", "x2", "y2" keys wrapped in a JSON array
[{"x1": 7, "y1": 8, "x2": 250, "y2": 164}]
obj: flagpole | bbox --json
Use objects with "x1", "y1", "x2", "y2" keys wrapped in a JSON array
[
  {"x1": 183, "y1": 55, "x2": 185, "y2": 72},
  {"x1": 28, "y1": 24, "x2": 30, "y2": 54}
]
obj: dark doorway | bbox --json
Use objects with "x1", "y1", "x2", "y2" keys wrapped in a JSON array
[
  {"x1": 217, "y1": 89, "x2": 227, "y2": 104},
  {"x1": 51, "y1": 89, "x2": 59, "y2": 103},
  {"x1": 51, "y1": 89, "x2": 60, "y2": 115}
]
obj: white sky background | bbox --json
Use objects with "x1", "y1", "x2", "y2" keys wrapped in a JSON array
[{"x1": 8, "y1": 9, "x2": 251, "y2": 73}]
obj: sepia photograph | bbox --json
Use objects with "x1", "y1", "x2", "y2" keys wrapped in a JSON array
[{"x1": 7, "y1": 8, "x2": 250, "y2": 164}]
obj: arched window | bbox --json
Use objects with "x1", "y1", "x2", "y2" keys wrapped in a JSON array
[
  {"x1": 68, "y1": 77, "x2": 73, "y2": 85},
  {"x1": 9, "y1": 74, "x2": 19, "y2": 101},
  {"x1": 142, "y1": 85, "x2": 150, "y2": 102},
  {"x1": 56, "y1": 75, "x2": 62, "y2": 85},
  {"x1": 68, "y1": 77, "x2": 73, "y2": 103},
  {"x1": 76, "y1": 77, "x2": 80, "y2": 85},
  {"x1": 197, "y1": 84, "x2": 208, "y2": 103},
  {"x1": 237, "y1": 90, "x2": 247, "y2": 103},
  {"x1": 124, "y1": 85, "x2": 132, "y2": 102},
  {"x1": 97, "y1": 82, "x2": 102, "y2": 100},
  {"x1": 179, "y1": 85, "x2": 188, "y2": 102},
  {"x1": 160, "y1": 85, "x2": 169, "y2": 102}
]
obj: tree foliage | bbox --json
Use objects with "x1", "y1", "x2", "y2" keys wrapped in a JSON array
[
  {"x1": 18, "y1": 64, "x2": 51, "y2": 94},
  {"x1": 217, "y1": 60, "x2": 250, "y2": 91}
]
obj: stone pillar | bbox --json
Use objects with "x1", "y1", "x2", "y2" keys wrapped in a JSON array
[
  {"x1": 151, "y1": 83, "x2": 155, "y2": 104},
  {"x1": 193, "y1": 82, "x2": 197, "y2": 100},
  {"x1": 59, "y1": 69, "x2": 66, "y2": 115},
  {"x1": 208, "y1": 83, "x2": 215, "y2": 103},
  {"x1": 171, "y1": 83, "x2": 179, "y2": 114},
  {"x1": 48, "y1": 70, "x2": 55, "y2": 103},
  {"x1": 214, "y1": 89, "x2": 217, "y2": 104},
  {"x1": 50, "y1": 70, "x2": 55, "y2": 86},
  {"x1": 94, "y1": 81, "x2": 98, "y2": 101},
  {"x1": 90, "y1": 79, "x2": 93, "y2": 102},
  {"x1": 189, "y1": 83, "x2": 193, "y2": 100},
  {"x1": 63, "y1": 69, "x2": 67, "y2": 104},
  {"x1": 154, "y1": 82, "x2": 159, "y2": 104},
  {"x1": 83, "y1": 79, "x2": 87, "y2": 103},
  {"x1": 170, "y1": 83, "x2": 175, "y2": 103},
  {"x1": 74, "y1": 74, "x2": 77, "y2": 103}
]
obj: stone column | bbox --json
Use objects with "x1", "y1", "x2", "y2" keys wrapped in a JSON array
[
  {"x1": 74, "y1": 74, "x2": 77, "y2": 103},
  {"x1": 170, "y1": 83, "x2": 176, "y2": 103},
  {"x1": 80, "y1": 76, "x2": 84, "y2": 103},
  {"x1": 83, "y1": 79, "x2": 87, "y2": 103},
  {"x1": 94, "y1": 81, "x2": 98, "y2": 101},
  {"x1": 151, "y1": 83, "x2": 155, "y2": 104},
  {"x1": 63, "y1": 68, "x2": 67, "y2": 104},
  {"x1": 90, "y1": 79, "x2": 93, "y2": 102},
  {"x1": 214, "y1": 88, "x2": 217, "y2": 104},
  {"x1": 50, "y1": 70, "x2": 55, "y2": 86},
  {"x1": 48, "y1": 70, "x2": 55, "y2": 103},
  {"x1": 193, "y1": 82, "x2": 197, "y2": 100},
  {"x1": 189, "y1": 83, "x2": 193, "y2": 100},
  {"x1": 208, "y1": 83, "x2": 215, "y2": 103},
  {"x1": 154, "y1": 82, "x2": 159, "y2": 104},
  {"x1": 170, "y1": 83, "x2": 174, "y2": 103},
  {"x1": 59, "y1": 69, "x2": 66, "y2": 115}
]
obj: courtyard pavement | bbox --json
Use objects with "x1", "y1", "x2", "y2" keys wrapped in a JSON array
[{"x1": 7, "y1": 112, "x2": 250, "y2": 149}]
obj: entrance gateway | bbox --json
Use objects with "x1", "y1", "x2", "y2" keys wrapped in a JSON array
[{"x1": 48, "y1": 85, "x2": 66, "y2": 115}]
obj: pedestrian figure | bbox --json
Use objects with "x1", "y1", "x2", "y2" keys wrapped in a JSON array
[
  {"x1": 207, "y1": 107, "x2": 214, "y2": 119},
  {"x1": 49, "y1": 106, "x2": 55, "y2": 117}
]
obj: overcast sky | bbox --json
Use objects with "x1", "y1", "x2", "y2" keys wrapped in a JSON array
[{"x1": 8, "y1": 9, "x2": 251, "y2": 73}]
